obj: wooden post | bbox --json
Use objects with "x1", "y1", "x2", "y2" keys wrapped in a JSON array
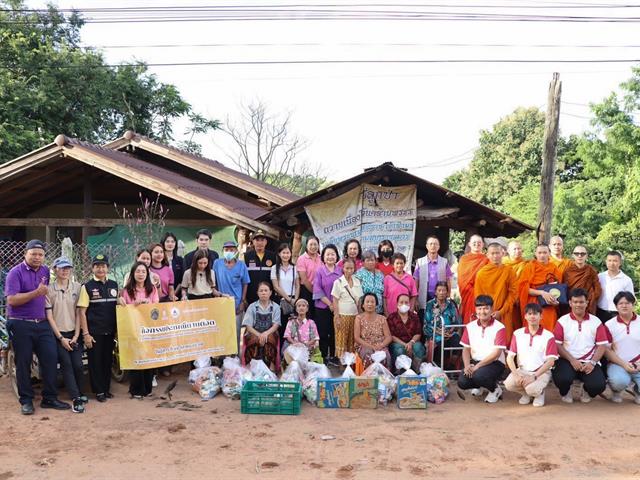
[
  {"x1": 82, "y1": 167, "x2": 92, "y2": 243},
  {"x1": 537, "y1": 73, "x2": 562, "y2": 245},
  {"x1": 291, "y1": 224, "x2": 306, "y2": 262}
]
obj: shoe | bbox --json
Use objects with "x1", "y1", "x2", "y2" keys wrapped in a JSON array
[
  {"x1": 327, "y1": 357, "x2": 341, "y2": 367},
  {"x1": 41, "y1": 399, "x2": 71, "y2": 410},
  {"x1": 78, "y1": 395, "x2": 89, "y2": 404},
  {"x1": 130, "y1": 394, "x2": 143, "y2": 400},
  {"x1": 96, "y1": 393, "x2": 107, "y2": 403},
  {"x1": 470, "y1": 388, "x2": 482, "y2": 397},
  {"x1": 21, "y1": 402, "x2": 35, "y2": 415},
  {"x1": 72, "y1": 398, "x2": 85, "y2": 413},
  {"x1": 561, "y1": 393, "x2": 573, "y2": 404},
  {"x1": 152, "y1": 375, "x2": 158, "y2": 387},
  {"x1": 532, "y1": 392, "x2": 545, "y2": 407},
  {"x1": 518, "y1": 394, "x2": 531, "y2": 405},
  {"x1": 485, "y1": 386, "x2": 503, "y2": 403},
  {"x1": 611, "y1": 391, "x2": 623, "y2": 403},
  {"x1": 105, "y1": 392, "x2": 114, "y2": 399},
  {"x1": 580, "y1": 388, "x2": 592, "y2": 403}
]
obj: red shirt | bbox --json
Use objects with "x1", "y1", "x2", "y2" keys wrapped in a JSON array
[
  {"x1": 377, "y1": 261, "x2": 394, "y2": 276},
  {"x1": 387, "y1": 311, "x2": 422, "y2": 343}
]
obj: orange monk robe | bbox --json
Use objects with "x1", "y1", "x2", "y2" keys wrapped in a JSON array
[
  {"x1": 563, "y1": 264, "x2": 602, "y2": 315},
  {"x1": 475, "y1": 263, "x2": 519, "y2": 342},
  {"x1": 502, "y1": 257, "x2": 528, "y2": 280},
  {"x1": 550, "y1": 256, "x2": 573, "y2": 278},
  {"x1": 458, "y1": 253, "x2": 489, "y2": 324},
  {"x1": 518, "y1": 260, "x2": 563, "y2": 332}
]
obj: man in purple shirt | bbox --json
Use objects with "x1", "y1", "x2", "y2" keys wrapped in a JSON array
[
  {"x1": 413, "y1": 236, "x2": 453, "y2": 319},
  {"x1": 5, "y1": 240, "x2": 70, "y2": 415}
]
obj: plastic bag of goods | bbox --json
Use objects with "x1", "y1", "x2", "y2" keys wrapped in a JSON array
[
  {"x1": 395, "y1": 354, "x2": 417, "y2": 376},
  {"x1": 222, "y1": 356, "x2": 252, "y2": 399},
  {"x1": 188, "y1": 355, "x2": 213, "y2": 384},
  {"x1": 341, "y1": 352, "x2": 357, "y2": 379},
  {"x1": 283, "y1": 344, "x2": 310, "y2": 367},
  {"x1": 199, "y1": 372, "x2": 222, "y2": 400},
  {"x1": 280, "y1": 360, "x2": 305, "y2": 383},
  {"x1": 419, "y1": 362, "x2": 443, "y2": 378},
  {"x1": 249, "y1": 359, "x2": 278, "y2": 382},
  {"x1": 427, "y1": 373, "x2": 450, "y2": 404},
  {"x1": 302, "y1": 362, "x2": 331, "y2": 404},
  {"x1": 362, "y1": 351, "x2": 396, "y2": 405}
]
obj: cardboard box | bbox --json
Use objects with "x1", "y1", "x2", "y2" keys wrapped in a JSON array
[
  {"x1": 316, "y1": 378, "x2": 350, "y2": 408},
  {"x1": 349, "y1": 377, "x2": 379, "y2": 409},
  {"x1": 397, "y1": 375, "x2": 428, "y2": 409}
]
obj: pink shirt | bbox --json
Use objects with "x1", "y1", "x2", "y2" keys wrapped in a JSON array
[
  {"x1": 383, "y1": 272, "x2": 418, "y2": 314},
  {"x1": 296, "y1": 252, "x2": 322, "y2": 289},
  {"x1": 284, "y1": 317, "x2": 320, "y2": 344},
  {"x1": 150, "y1": 265, "x2": 174, "y2": 298},
  {"x1": 337, "y1": 258, "x2": 364, "y2": 271},
  {"x1": 121, "y1": 286, "x2": 160, "y2": 305}
]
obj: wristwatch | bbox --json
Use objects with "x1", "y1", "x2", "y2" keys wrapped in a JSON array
[{"x1": 589, "y1": 360, "x2": 597, "y2": 366}]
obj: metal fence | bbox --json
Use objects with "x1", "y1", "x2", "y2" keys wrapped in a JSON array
[{"x1": 0, "y1": 239, "x2": 133, "y2": 317}]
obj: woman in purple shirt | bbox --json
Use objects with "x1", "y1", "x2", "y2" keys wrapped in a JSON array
[{"x1": 313, "y1": 244, "x2": 342, "y2": 365}]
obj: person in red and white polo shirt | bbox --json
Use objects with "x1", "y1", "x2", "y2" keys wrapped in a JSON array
[
  {"x1": 459, "y1": 295, "x2": 507, "y2": 403},
  {"x1": 505, "y1": 303, "x2": 558, "y2": 407},
  {"x1": 604, "y1": 291, "x2": 640, "y2": 404},
  {"x1": 552, "y1": 288, "x2": 608, "y2": 403}
]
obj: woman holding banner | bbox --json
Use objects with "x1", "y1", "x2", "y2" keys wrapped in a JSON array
[{"x1": 120, "y1": 262, "x2": 159, "y2": 399}]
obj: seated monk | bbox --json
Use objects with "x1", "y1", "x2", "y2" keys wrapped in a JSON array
[
  {"x1": 242, "y1": 282, "x2": 281, "y2": 372},
  {"x1": 518, "y1": 244, "x2": 563, "y2": 332}
]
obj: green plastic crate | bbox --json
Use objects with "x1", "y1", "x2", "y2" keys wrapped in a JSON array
[{"x1": 241, "y1": 380, "x2": 302, "y2": 415}]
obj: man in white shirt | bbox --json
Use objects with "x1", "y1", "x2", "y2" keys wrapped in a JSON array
[
  {"x1": 604, "y1": 291, "x2": 640, "y2": 404},
  {"x1": 505, "y1": 303, "x2": 558, "y2": 407},
  {"x1": 553, "y1": 288, "x2": 608, "y2": 403},
  {"x1": 597, "y1": 251, "x2": 634, "y2": 323},
  {"x1": 458, "y1": 295, "x2": 507, "y2": 403}
]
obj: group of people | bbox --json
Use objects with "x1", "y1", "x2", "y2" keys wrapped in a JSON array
[{"x1": 3, "y1": 230, "x2": 639, "y2": 415}]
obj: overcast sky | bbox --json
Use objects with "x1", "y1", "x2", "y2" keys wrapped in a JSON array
[{"x1": 28, "y1": 0, "x2": 640, "y2": 184}]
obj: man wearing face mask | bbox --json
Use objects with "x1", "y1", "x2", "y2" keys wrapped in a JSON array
[{"x1": 213, "y1": 241, "x2": 250, "y2": 348}]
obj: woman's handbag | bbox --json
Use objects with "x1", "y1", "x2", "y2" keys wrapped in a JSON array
[{"x1": 537, "y1": 273, "x2": 568, "y2": 306}]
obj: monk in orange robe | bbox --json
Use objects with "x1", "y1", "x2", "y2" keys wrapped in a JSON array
[
  {"x1": 549, "y1": 235, "x2": 572, "y2": 277},
  {"x1": 458, "y1": 234, "x2": 489, "y2": 324},
  {"x1": 518, "y1": 244, "x2": 563, "y2": 331},
  {"x1": 475, "y1": 242, "x2": 519, "y2": 342},
  {"x1": 503, "y1": 240, "x2": 528, "y2": 279},
  {"x1": 562, "y1": 245, "x2": 602, "y2": 315}
]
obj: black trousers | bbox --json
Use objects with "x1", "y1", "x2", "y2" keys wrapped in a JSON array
[
  {"x1": 87, "y1": 333, "x2": 114, "y2": 395},
  {"x1": 7, "y1": 319, "x2": 59, "y2": 405},
  {"x1": 552, "y1": 357, "x2": 606, "y2": 397},
  {"x1": 57, "y1": 330, "x2": 84, "y2": 400},
  {"x1": 299, "y1": 285, "x2": 316, "y2": 320},
  {"x1": 315, "y1": 307, "x2": 335, "y2": 359},
  {"x1": 457, "y1": 360, "x2": 504, "y2": 391},
  {"x1": 129, "y1": 369, "x2": 154, "y2": 396}
]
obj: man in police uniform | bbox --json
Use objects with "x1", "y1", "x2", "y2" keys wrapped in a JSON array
[
  {"x1": 78, "y1": 254, "x2": 119, "y2": 402},
  {"x1": 5, "y1": 239, "x2": 71, "y2": 415},
  {"x1": 244, "y1": 229, "x2": 276, "y2": 304}
]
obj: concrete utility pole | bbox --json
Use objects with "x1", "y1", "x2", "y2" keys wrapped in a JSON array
[{"x1": 537, "y1": 72, "x2": 562, "y2": 245}]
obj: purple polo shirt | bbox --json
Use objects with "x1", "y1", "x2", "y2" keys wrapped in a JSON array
[
  {"x1": 4, "y1": 261, "x2": 50, "y2": 319},
  {"x1": 313, "y1": 264, "x2": 343, "y2": 310},
  {"x1": 413, "y1": 260, "x2": 452, "y2": 295}
]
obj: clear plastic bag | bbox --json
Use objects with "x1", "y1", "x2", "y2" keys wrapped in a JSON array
[
  {"x1": 280, "y1": 360, "x2": 305, "y2": 383},
  {"x1": 283, "y1": 344, "x2": 310, "y2": 366},
  {"x1": 362, "y1": 351, "x2": 396, "y2": 405},
  {"x1": 341, "y1": 352, "x2": 356, "y2": 379},
  {"x1": 395, "y1": 355, "x2": 417, "y2": 376},
  {"x1": 249, "y1": 359, "x2": 278, "y2": 382},
  {"x1": 222, "y1": 356, "x2": 252, "y2": 399},
  {"x1": 302, "y1": 362, "x2": 332, "y2": 403},
  {"x1": 419, "y1": 362, "x2": 443, "y2": 378},
  {"x1": 193, "y1": 355, "x2": 212, "y2": 369}
]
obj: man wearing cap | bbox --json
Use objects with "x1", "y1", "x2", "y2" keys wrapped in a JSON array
[
  {"x1": 77, "y1": 254, "x2": 119, "y2": 402},
  {"x1": 46, "y1": 257, "x2": 87, "y2": 413},
  {"x1": 4, "y1": 239, "x2": 71, "y2": 414},
  {"x1": 244, "y1": 229, "x2": 276, "y2": 305},
  {"x1": 183, "y1": 228, "x2": 219, "y2": 270},
  {"x1": 214, "y1": 241, "x2": 250, "y2": 347}
]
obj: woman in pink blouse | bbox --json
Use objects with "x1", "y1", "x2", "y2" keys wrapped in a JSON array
[
  {"x1": 297, "y1": 235, "x2": 322, "y2": 319},
  {"x1": 149, "y1": 243, "x2": 177, "y2": 302},
  {"x1": 120, "y1": 262, "x2": 159, "y2": 399}
]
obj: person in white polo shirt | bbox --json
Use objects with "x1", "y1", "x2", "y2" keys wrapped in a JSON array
[
  {"x1": 553, "y1": 288, "x2": 608, "y2": 403},
  {"x1": 459, "y1": 295, "x2": 507, "y2": 403},
  {"x1": 604, "y1": 291, "x2": 640, "y2": 404},
  {"x1": 505, "y1": 303, "x2": 558, "y2": 407},
  {"x1": 597, "y1": 251, "x2": 634, "y2": 323}
]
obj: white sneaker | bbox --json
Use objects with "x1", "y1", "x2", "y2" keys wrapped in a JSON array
[
  {"x1": 532, "y1": 392, "x2": 545, "y2": 407},
  {"x1": 518, "y1": 394, "x2": 531, "y2": 405},
  {"x1": 561, "y1": 393, "x2": 573, "y2": 404},
  {"x1": 485, "y1": 386, "x2": 502, "y2": 403},
  {"x1": 470, "y1": 388, "x2": 482, "y2": 397},
  {"x1": 611, "y1": 391, "x2": 623, "y2": 403},
  {"x1": 580, "y1": 388, "x2": 592, "y2": 403},
  {"x1": 152, "y1": 375, "x2": 158, "y2": 388}
]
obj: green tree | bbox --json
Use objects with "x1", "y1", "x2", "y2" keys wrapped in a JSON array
[{"x1": 0, "y1": 1, "x2": 218, "y2": 162}]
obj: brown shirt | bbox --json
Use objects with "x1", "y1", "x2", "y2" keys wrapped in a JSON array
[{"x1": 46, "y1": 280, "x2": 81, "y2": 332}]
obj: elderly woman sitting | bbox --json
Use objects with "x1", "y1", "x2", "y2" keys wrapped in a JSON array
[
  {"x1": 354, "y1": 293, "x2": 392, "y2": 368},
  {"x1": 242, "y1": 282, "x2": 281, "y2": 372},
  {"x1": 387, "y1": 293, "x2": 425, "y2": 372}
]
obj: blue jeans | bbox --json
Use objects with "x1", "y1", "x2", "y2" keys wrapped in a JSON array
[
  {"x1": 607, "y1": 363, "x2": 640, "y2": 393},
  {"x1": 390, "y1": 341, "x2": 426, "y2": 370},
  {"x1": 7, "y1": 319, "x2": 58, "y2": 405}
]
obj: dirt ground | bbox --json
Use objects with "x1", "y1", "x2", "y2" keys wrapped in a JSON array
[{"x1": 1, "y1": 370, "x2": 639, "y2": 480}]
